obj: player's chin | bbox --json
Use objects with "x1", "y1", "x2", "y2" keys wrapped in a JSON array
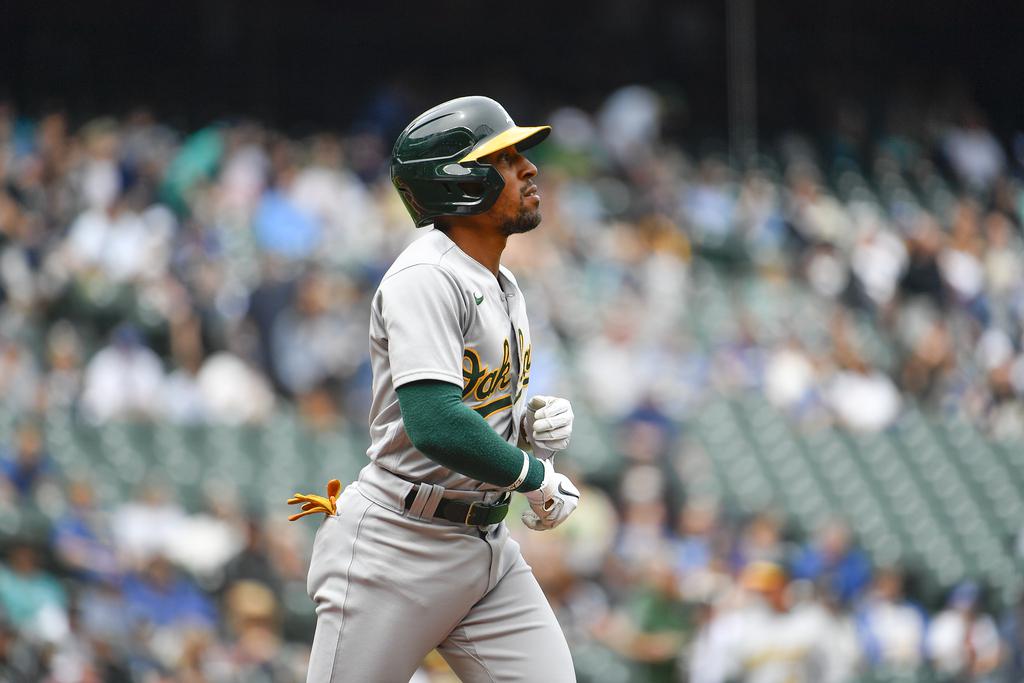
[{"x1": 502, "y1": 207, "x2": 542, "y2": 235}]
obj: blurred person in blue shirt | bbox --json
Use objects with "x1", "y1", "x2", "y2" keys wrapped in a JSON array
[
  {"x1": 51, "y1": 478, "x2": 119, "y2": 583},
  {"x1": 0, "y1": 422, "x2": 56, "y2": 501},
  {"x1": 122, "y1": 555, "x2": 216, "y2": 630},
  {"x1": 790, "y1": 519, "x2": 872, "y2": 605}
]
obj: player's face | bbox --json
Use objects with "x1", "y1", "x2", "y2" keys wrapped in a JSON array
[{"x1": 481, "y1": 146, "x2": 541, "y2": 236}]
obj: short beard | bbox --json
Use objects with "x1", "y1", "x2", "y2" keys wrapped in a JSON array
[{"x1": 500, "y1": 206, "x2": 541, "y2": 236}]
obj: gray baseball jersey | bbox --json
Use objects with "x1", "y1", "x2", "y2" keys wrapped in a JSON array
[
  {"x1": 304, "y1": 228, "x2": 575, "y2": 682},
  {"x1": 365, "y1": 228, "x2": 533, "y2": 488}
]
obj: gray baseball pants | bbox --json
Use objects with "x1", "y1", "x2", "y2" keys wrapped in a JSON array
[{"x1": 305, "y1": 467, "x2": 576, "y2": 682}]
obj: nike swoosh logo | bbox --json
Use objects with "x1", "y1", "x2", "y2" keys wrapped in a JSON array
[
  {"x1": 557, "y1": 483, "x2": 579, "y2": 499},
  {"x1": 474, "y1": 294, "x2": 484, "y2": 305}
]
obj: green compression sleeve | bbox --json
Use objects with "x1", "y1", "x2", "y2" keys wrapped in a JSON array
[{"x1": 396, "y1": 380, "x2": 545, "y2": 492}]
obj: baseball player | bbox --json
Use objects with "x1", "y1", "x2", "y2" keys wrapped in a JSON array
[{"x1": 289, "y1": 96, "x2": 580, "y2": 682}]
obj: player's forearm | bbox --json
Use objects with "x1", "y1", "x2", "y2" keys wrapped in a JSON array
[{"x1": 396, "y1": 380, "x2": 544, "y2": 491}]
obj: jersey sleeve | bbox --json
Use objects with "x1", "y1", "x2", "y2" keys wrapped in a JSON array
[{"x1": 379, "y1": 264, "x2": 467, "y2": 389}]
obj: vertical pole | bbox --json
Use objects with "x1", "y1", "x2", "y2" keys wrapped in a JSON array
[{"x1": 727, "y1": 0, "x2": 757, "y2": 167}]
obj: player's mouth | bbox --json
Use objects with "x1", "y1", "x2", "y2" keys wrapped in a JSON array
[{"x1": 523, "y1": 184, "x2": 540, "y2": 201}]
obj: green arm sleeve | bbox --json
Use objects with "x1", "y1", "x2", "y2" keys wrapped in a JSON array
[{"x1": 396, "y1": 380, "x2": 545, "y2": 492}]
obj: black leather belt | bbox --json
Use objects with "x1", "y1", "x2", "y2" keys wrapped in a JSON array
[{"x1": 403, "y1": 487, "x2": 511, "y2": 526}]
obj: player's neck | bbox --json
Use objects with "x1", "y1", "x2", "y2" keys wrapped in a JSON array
[{"x1": 441, "y1": 224, "x2": 507, "y2": 277}]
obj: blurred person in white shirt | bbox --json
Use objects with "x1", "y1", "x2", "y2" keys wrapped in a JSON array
[
  {"x1": 196, "y1": 350, "x2": 275, "y2": 425},
  {"x1": 926, "y1": 582, "x2": 1002, "y2": 681},
  {"x1": 110, "y1": 482, "x2": 187, "y2": 568},
  {"x1": 943, "y1": 110, "x2": 1006, "y2": 194},
  {"x1": 689, "y1": 562, "x2": 834, "y2": 683},
  {"x1": 0, "y1": 334, "x2": 41, "y2": 414},
  {"x1": 63, "y1": 192, "x2": 174, "y2": 285},
  {"x1": 824, "y1": 338, "x2": 900, "y2": 432},
  {"x1": 598, "y1": 85, "x2": 661, "y2": 169},
  {"x1": 855, "y1": 567, "x2": 927, "y2": 673},
  {"x1": 764, "y1": 339, "x2": 820, "y2": 417},
  {"x1": 80, "y1": 324, "x2": 165, "y2": 422},
  {"x1": 849, "y1": 209, "x2": 907, "y2": 309}
]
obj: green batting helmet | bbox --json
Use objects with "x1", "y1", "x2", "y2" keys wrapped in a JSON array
[{"x1": 390, "y1": 96, "x2": 550, "y2": 228}]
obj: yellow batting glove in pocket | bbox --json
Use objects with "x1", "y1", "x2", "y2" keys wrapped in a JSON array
[{"x1": 287, "y1": 479, "x2": 342, "y2": 521}]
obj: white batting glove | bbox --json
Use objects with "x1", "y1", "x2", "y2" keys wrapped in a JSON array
[
  {"x1": 523, "y1": 395, "x2": 574, "y2": 460},
  {"x1": 522, "y1": 459, "x2": 580, "y2": 531}
]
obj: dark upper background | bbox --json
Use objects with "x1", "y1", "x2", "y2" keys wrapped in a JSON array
[{"x1": 2, "y1": 0, "x2": 1022, "y2": 143}]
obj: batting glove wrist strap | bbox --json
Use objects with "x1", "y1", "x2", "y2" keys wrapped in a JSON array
[{"x1": 508, "y1": 449, "x2": 531, "y2": 490}]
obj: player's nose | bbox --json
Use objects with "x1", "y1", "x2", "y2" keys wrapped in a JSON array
[{"x1": 519, "y1": 156, "x2": 537, "y2": 180}]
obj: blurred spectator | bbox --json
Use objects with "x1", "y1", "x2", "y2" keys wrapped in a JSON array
[
  {"x1": 62, "y1": 193, "x2": 172, "y2": 284},
  {"x1": 0, "y1": 616, "x2": 39, "y2": 682},
  {"x1": 111, "y1": 483, "x2": 187, "y2": 566},
  {"x1": 597, "y1": 85, "x2": 661, "y2": 168},
  {"x1": 824, "y1": 319, "x2": 901, "y2": 431},
  {"x1": 1002, "y1": 593, "x2": 1024, "y2": 683},
  {"x1": 162, "y1": 486, "x2": 245, "y2": 581},
  {"x1": 592, "y1": 555, "x2": 692, "y2": 683},
  {"x1": 121, "y1": 555, "x2": 216, "y2": 631},
  {"x1": 222, "y1": 518, "x2": 281, "y2": 592},
  {"x1": 0, "y1": 543, "x2": 68, "y2": 643},
  {"x1": 80, "y1": 325, "x2": 165, "y2": 423},
  {"x1": 270, "y1": 270, "x2": 362, "y2": 397},
  {"x1": 824, "y1": 361, "x2": 901, "y2": 432},
  {"x1": 790, "y1": 520, "x2": 872, "y2": 606},
  {"x1": 900, "y1": 214, "x2": 947, "y2": 306},
  {"x1": 614, "y1": 466, "x2": 672, "y2": 567},
  {"x1": 161, "y1": 318, "x2": 208, "y2": 424},
  {"x1": 682, "y1": 158, "x2": 736, "y2": 249},
  {"x1": 196, "y1": 351, "x2": 275, "y2": 425},
  {"x1": 849, "y1": 215, "x2": 907, "y2": 309},
  {"x1": 254, "y1": 190, "x2": 322, "y2": 260},
  {"x1": 51, "y1": 479, "x2": 118, "y2": 582},
  {"x1": 41, "y1": 321, "x2": 84, "y2": 412},
  {"x1": 900, "y1": 317, "x2": 956, "y2": 403},
  {"x1": 943, "y1": 110, "x2": 1006, "y2": 194},
  {"x1": 855, "y1": 567, "x2": 927, "y2": 672},
  {"x1": 0, "y1": 422, "x2": 56, "y2": 500},
  {"x1": 799, "y1": 585, "x2": 861, "y2": 683},
  {"x1": 787, "y1": 167, "x2": 853, "y2": 247},
  {"x1": 939, "y1": 200, "x2": 987, "y2": 312},
  {"x1": 927, "y1": 581, "x2": 1002, "y2": 681},
  {"x1": 689, "y1": 562, "x2": 830, "y2": 683},
  {"x1": 0, "y1": 336, "x2": 40, "y2": 416},
  {"x1": 671, "y1": 499, "x2": 721, "y2": 593},
  {"x1": 764, "y1": 339, "x2": 819, "y2": 415},
  {"x1": 212, "y1": 580, "x2": 306, "y2": 682},
  {"x1": 731, "y1": 511, "x2": 786, "y2": 570}
]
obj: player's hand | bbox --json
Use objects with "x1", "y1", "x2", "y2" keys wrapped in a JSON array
[
  {"x1": 524, "y1": 395, "x2": 573, "y2": 460},
  {"x1": 522, "y1": 459, "x2": 580, "y2": 531}
]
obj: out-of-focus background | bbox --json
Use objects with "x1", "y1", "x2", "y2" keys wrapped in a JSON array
[{"x1": 1, "y1": 1, "x2": 1023, "y2": 681}]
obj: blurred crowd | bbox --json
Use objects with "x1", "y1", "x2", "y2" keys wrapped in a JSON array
[
  {"x1": 0, "y1": 470, "x2": 312, "y2": 682},
  {"x1": 518, "y1": 482, "x2": 1024, "y2": 683},
  {"x1": 0, "y1": 85, "x2": 1023, "y2": 681},
  {"x1": 0, "y1": 88, "x2": 1023, "y2": 434}
]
